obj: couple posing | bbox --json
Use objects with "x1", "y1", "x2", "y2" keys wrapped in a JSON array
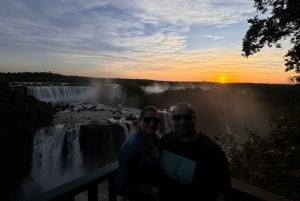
[{"x1": 117, "y1": 103, "x2": 231, "y2": 201}]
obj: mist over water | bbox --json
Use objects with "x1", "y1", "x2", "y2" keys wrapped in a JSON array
[
  {"x1": 31, "y1": 124, "x2": 83, "y2": 190},
  {"x1": 142, "y1": 82, "x2": 213, "y2": 94},
  {"x1": 200, "y1": 87, "x2": 272, "y2": 141},
  {"x1": 13, "y1": 82, "x2": 135, "y2": 201},
  {"x1": 142, "y1": 83, "x2": 279, "y2": 142},
  {"x1": 19, "y1": 124, "x2": 83, "y2": 200},
  {"x1": 12, "y1": 80, "x2": 292, "y2": 201}
]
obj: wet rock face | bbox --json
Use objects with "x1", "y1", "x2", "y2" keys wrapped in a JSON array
[{"x1": 79, "y1": 122, "x2": 126, "y2": 170}]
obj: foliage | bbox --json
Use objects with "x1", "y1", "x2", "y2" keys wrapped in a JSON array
[
  {"x1": 0, "y1": 72, "x2": 93, "y2": 84},
  {"x1": 242, "y1": 0, "x2": 300, "y2": 82},
  {"x1": 214, "y1": 109, "x2": 300, "y2": 200},
  {"x1": 0, "y1": 72, "x2": 162, "y2": 86},
  {"x1": 0, "y1": 78, "x2": 56, "y2": 201},
  {"x1": 0, "y1": 79, "x2": 55, "y2": 134}
]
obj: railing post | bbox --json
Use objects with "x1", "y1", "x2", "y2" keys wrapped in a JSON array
[
  {"x1": 88, "y1": 184, "x2": 98, "y2": 201},
  {"x1": 108, "y1": 174, "x2": 117, "y2": 201}
]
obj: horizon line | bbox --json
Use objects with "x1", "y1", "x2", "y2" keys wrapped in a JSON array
[{"x1": 0, "y1": 71, "x2": 296, "y2": 85}]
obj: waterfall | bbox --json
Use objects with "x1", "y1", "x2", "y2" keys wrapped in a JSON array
[
  {"x1": 107, "y1": 84, "x2": 126, "y2": 99},
  {"x1": 27, "y1": 84, "x2": 126, "y2": 103},
  {"x1": 27, "y1": 86, "x2": 98, "y2": 102},
  {"x1": 114, "y1": 119, "x2": 134, "y2": 137},
  {"x1": 30, "y1": 124, "x2": 83, "y2": 192},
  {"x1": 159, "y1": 110, "x2": 174, "y2": 135},
  {"x1": 225, "y1": 123, "x2": 233, "y2": 135}
]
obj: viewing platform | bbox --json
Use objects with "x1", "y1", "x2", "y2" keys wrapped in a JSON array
[{"x1": 27, "y1": 161, "x2": 292, "y2": 201}]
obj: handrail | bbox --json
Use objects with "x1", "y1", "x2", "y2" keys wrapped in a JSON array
[
  {"x1": 27, "y1": 162, "x2": 118, "y2": 201},
  {"x1": 27, "y1": 161, "x2": 293, "y2": 201},
  {"x1": 231, "y1": 178, "x2": 292, "y2": 201}
]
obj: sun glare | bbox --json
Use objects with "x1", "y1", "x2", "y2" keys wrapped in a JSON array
[{"x1": 218, "y1": 76, "x2": 227, "y2": 84}]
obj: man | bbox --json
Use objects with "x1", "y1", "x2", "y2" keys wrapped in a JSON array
[{"x1": 160, "y1": 103, "x2": 231, "y2": 201}]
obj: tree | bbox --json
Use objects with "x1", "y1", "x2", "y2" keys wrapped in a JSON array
[
  {"x1": 214, "y1": 108, "x2": 300, "y2": 200},
  {"x1": 0, "y1": 79, "x2": 56, "y2": 201},
  {"x1": 242, "y1": 0, "x2": 300, "y2": 82}
]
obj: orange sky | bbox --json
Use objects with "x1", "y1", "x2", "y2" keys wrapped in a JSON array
[
  {"x1": 73, "y1": 47, "x2": 294, "y2": 84},
  {"x1": 0, "y1": 1, "x2": 296, "y2": 84}
]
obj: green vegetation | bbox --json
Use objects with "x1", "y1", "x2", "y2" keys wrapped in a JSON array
[
  {"x1": 0, "y1": 78, "x2": 56, "y2": 201},
  {"x1": 0, "y1": 72, "x2": 94, "y2": 84},
  {"x1": 0, "y1": 72, "x2": 169, "y2": 85},
  {"x1": 0, "y1": 78, "x2": 55, "y2": 135},
  {"x1": 227, "y1": 83, "x2": 300, "y2": 112},
  {"x1": 214, "y1": 109, "x2": 300, "y2": 200},
  {"x1": 242, "y1": 0, "x2": 300, "y2": 82}
]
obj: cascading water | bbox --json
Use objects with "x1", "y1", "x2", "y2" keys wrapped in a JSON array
[
  {"x1": 27, "y1": 86, "x2": 98, "y2": 102},
  {"x1": 159, "y1": 110, "x2": 174, "y2": 135},
  {"x1": 27, "y1": 84, "x2": 126, "y2": 103},
  {"x1": 30, "y1": 124, "x2": 83, "y2": 192},
  {"x1": 19, "y1": 124, "x2": 84, "y2": 200},
  {"x1": 18, "y1": 82, "x2": 178, "y2": 200}
]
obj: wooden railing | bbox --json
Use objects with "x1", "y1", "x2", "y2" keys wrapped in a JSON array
[
  {"x1": 28, "y1": 162, "x2": 118, "y2": 201},
  {"x1": 27, "y1": 161, "x2": 292, "y2": 201},
  {"x1": 231, "y1": 178, "x2": 292, "y2": 201}
]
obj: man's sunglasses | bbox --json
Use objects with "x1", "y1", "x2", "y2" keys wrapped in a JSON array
[
  {"x1": 172, "y1": 114, "x2": 195, "y2": 122},
  {"x1": 142, "y1": 117, "x2": 161, "y2": 124}
]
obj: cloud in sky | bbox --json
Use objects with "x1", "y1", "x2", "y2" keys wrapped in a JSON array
[{"x1": 0, "y1": 0, "x2": 292, "y2": 83}]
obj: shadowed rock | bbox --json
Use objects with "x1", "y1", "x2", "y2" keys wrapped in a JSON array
[{"x1": 80, "y1": 121, "x2": 126, "y2": 170}]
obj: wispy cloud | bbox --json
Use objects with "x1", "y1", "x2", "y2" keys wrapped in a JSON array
[
  {"x1": 202, "y1": 35, "x2": 225, "y2": 40},
  {"x1": 0, "y1": 0, "x2": 255, "y2": 54},
  {"x1": 1, "y1": 0, "x2": 290, "y2": 83}
]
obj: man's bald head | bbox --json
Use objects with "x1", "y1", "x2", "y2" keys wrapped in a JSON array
[
  {"x1": 171, "y1": 102, "x2": 196, "y2": 115},
  {"x1": 171, "y1": 102, "x2": 197, "y2": 141}
]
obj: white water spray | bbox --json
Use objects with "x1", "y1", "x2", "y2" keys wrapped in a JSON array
[{"x1": 30, "y1": 124, "x2": 83, "y2": 191}]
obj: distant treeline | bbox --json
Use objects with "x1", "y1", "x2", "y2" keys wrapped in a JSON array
[
  {"x1": 225, "y1": 83, "x2": 300, "y2": 112},
  {"x1": 0, "y1": 72, "x2": 180, "y2": 85},
  {"x1": 0, "y1": 72, "x2": 104, "y2": 84}
]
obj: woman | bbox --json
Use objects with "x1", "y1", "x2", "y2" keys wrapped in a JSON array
[{"x1": 117, "y1": 106, "x2": 161, "y2": 201}]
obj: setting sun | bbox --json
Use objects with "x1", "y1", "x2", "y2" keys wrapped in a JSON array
[{"x1": 218, "y1": 76, "x2": 227, "y2": 84}]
